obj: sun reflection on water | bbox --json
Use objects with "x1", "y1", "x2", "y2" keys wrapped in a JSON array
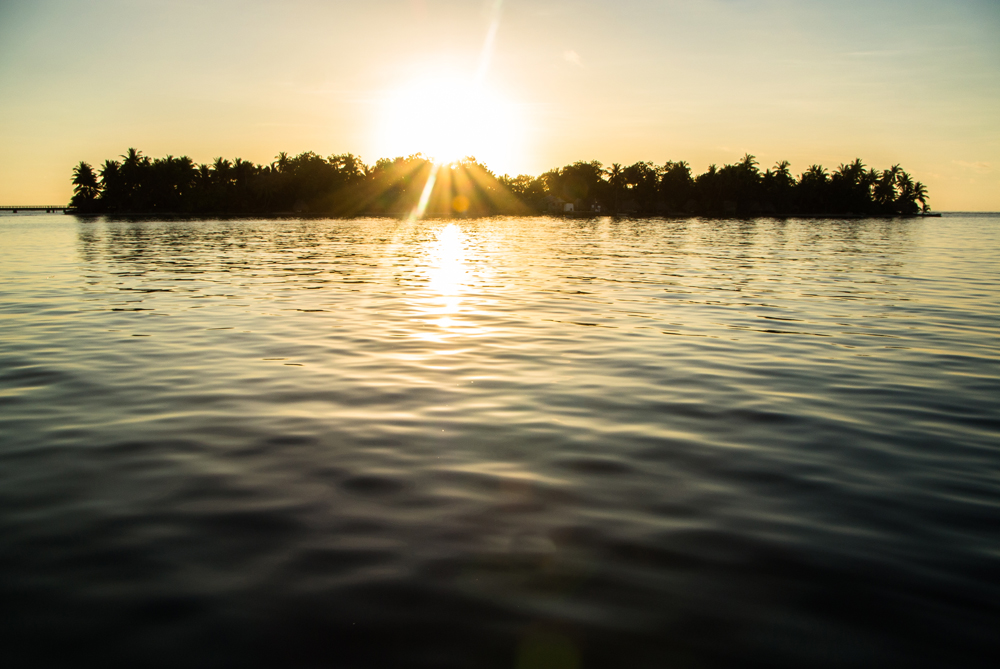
[
  {"x1": 415, "y1": 223, "x2": 474, "y2": 342},
  {"x1": 430, "y1": 223, "x2": 467, "y2": 299}
]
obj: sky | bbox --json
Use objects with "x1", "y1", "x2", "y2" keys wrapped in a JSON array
[{"x1": 1, "y1": 0, "x2": 998, "y2": 210}]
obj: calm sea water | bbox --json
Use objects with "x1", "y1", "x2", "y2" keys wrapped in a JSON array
[{"x1": 1, "y1": 213, "x2": 998, "y2": 668}]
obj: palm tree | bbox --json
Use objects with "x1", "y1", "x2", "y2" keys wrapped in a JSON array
[
  {"x1": 874, "y1": 165, "x2": 900, "y2": 211},
  {"x1": 231, "y1": 158, "x2": 258, "y2": 211},
  {"x1": 797, "y1": 165, "x2": 829, "y2": 213},
  {"x1": 862, "y1": 168, "x2": 880, "y2": 210},
  {"x1": 802, "y1": 165, "x2": 827, "y2": 181},
  {"x1": 835, "y1": 158, "x2": 864, "y2": 183},
  {"x1": 98, "y1": 159, "x2": 123, "y2": 211},
  {"x1": 193, "y1": 164, "x2": 212, "y2": 210},
  {"x1": 895, "y1": 170, "x2": 918, "y2": 214},
  {"x1": 762, "y1": 160, "x2": 795, "y2": 214},
  {"x1": 210, "y1": 158, "x2": 233, "y2": 211},
  {"x1": 830, "y1": 159, "x2": 866, "y2": 213},
  {"x1": 70, "y1": 161, "x2": 100, "y2": 211},
  {"x1": 274, "y1": 152, "x2": 290, "y2": 173},
  {"x1": 738, "y1": 154, "x2": 759, "y2": 175},
  {"x1": 914, "y1": 181, "x2": 929, "y2": 213},
  {"x1": 733, "y1": 154, "x2": 762, "y2": 213},
  {"x1": 328, "y1": 153, "x2": 367, "y2": 184},
  {"x1": 173, "y1": 156, "x2": 197, "y2": 207},
  {"x1": 621, "y1": 162, "x2": 658, "y2": 212},
  {"x1": 773, "y1": 160, "x2": 792, "y2": 182},
  {"x1": 116, "y1": 148, "x2": 151, "y2": 211},
  {"x1": 660, "y1": 161, "x2": 694, "y2": 213},
  {"x1": 148, "y1": 155, "x2": 173, "y2": 210},
  {"x1": 212, "y1": 157, "x2": 232, "y2": 176},
  {"x1": 607, "y1": 163, "x2": 623, "y2": 212},
  {"x1": 691, "y1": 164, "x2": 722, "y2": 214},
  {"x1": 121, "y1": 147, "x2": 143, "y2": 168}
]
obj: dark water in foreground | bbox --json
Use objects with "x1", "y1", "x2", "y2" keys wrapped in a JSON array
[{"x1": 1, "y1": 213, "x2": 998, "y2": 668}]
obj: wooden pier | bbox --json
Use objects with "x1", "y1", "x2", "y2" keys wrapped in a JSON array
[{"x1": 0, "y1": 205, "x2": 70, "y2": 213}]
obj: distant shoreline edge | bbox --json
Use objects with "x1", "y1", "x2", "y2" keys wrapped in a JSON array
[{"x1": 57, "y1": 209, "x2": 943, "y2": 220}]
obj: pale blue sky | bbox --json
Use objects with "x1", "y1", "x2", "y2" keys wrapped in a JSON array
[{"x1": 2, "y1": 0, "x2": 998, "y2": 208}]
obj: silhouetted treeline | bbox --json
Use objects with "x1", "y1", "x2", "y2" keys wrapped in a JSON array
[{"x1": 71, "y1": 150, "x2": 930, "y2": 217}]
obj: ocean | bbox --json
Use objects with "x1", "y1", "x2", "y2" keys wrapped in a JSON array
[{"x1": 1, "y1": 213, "x2": 997, "y2": 667}]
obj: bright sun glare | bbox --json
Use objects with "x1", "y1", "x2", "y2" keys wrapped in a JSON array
[{"x1": 376, "y1": 76, "x2": 523, "y2": 169}]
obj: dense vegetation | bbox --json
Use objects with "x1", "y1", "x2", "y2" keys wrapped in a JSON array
[{"x1": 71, "y1": 149, "x2": 930, "y2": 217}]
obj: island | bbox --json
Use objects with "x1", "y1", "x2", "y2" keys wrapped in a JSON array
[{"x1": 69, "y1": 150, "x2": 932, "y2": 218}]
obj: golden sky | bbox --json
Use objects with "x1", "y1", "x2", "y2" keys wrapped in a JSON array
[{"x1": 1, "y1": 0, "x2": 998, "y2": 210}]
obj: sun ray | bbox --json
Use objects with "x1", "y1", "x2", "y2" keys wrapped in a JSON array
[{"x1": 410, "y1": 161, "x2": 441, "y2": 220}]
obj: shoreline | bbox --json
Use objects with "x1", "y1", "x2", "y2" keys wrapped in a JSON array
[{"x1": 56, "y1": 210, "x2": 944, "y2": 220}]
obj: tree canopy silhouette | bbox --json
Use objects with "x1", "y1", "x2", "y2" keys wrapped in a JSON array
[{"x1": 70, "y1": 150, "x2": 931, "y2": 217}]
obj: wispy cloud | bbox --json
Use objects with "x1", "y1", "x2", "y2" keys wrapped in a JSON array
[
  {"x1": 845, "y1": 50, "x2": 904, "y2": 58},
  {"x1": 563, "y1": 50, "x2": 582, "y2": 66},
  {"x1": 953, "y1": 160, "x2": 992, "y2": 173}
]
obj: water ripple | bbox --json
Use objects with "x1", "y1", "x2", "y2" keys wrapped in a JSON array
[{"x1": 0, "y1": 214, "x2": 998, "y2": 667}]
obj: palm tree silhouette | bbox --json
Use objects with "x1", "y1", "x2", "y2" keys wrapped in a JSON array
[
  {"x1": 914, "y1": 181, "x2": 929, "y2": 213},
  {"x1": 894, "y1": 170, "x2": 918, "y2": 214},
  {"x1": 97, "y1": 160, "x2": 123, "y2": 210},
  {"x1": 67, "y1": 149, "x2": 930, "y2": 218},
  {"x1": 608, "y1": 163, "x2": 624, "y2": 213},
  {"x1": 874, "y1": 165, "x2": 901, "y2": 212},
  {"x1": 71, "y1": 162, "x2": 100, "y2": 211},
  {"x1": 738, "y1": 154, "x2": 758, "y2": 173},
  {"x1": 274, "y1": 152, "x2": 290, "y2": 173}
]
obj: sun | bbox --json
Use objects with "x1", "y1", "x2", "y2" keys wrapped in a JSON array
[{"x1": 375, "y1": 75, "x2": 523, "y2": 170}]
